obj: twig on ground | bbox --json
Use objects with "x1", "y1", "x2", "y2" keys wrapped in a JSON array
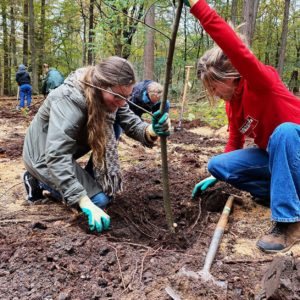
[
  {"x1": 224, "y1": 255, "x2": 300, "y2": 264},
  {"x1": 223, "y1": 258, "x2": 274, "y2": 264},
  {"x1": 108, "y1": 244, "x2": 126, "y2": 290},
  {"x1": 0, "y1": 182, "x2": 23, "y2": 200},
  {"x1": 139, "y1": 247, "x2": 162, "y2": 283},
  {"x1": 121, "y1": 259, "x2": 139, "y2": 295},
  {"x1": 189, "y1": 198, "x2": 202, "y2": 231},
  {"x1": 142, "y1": 211, "x2": 168, "y2": 232},
  {"x1": 106, "y1": 239, "x2": 153, "y2": 250},
  {"x1": 161, "y1": 248, "x2": 201, "y2": 258},
  {"x1": 116, "y1": 207, "x2": 157, "y2": 239},
  {"x1": 124, "y1": 215, "x2": 156, "y2": 239},
  {"x1": 0, "y1": 216, "x2": 67, "y2": 225}
]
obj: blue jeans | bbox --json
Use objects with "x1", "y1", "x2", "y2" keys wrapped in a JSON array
[
  {"x1": 113, "y1": 122, "x2": 123, "y2": 140},
  {"x1": 208, "y1": 122, "x2": 300, "y2": 223},
  {"x1": 20, "y1": 84, "x2": 32, "y2": 108}
]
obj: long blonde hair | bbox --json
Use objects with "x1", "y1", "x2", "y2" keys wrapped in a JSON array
[
  {"x1": 82, "y1": 56, "x2": 135, "y2": 166},
  {"x1": 197, "y1": 22, "x2": 249, "y2": 104},
  {"x1": 197, "y1": 46, "x2": 240, "y2": 104}
]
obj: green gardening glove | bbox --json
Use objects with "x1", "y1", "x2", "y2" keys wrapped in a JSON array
[
  {"x1": 151, "y1": 111, "x2": 171, "y2": 137},
  {"x1": 79, "y1": 196, "x2": 110, "y2": 232},
  {"x1": 192, "y1": 175, "x2": 218, "y2": 198},
  {"x1": 183, "y1": 0, "x2": 191, "y2": 7}
]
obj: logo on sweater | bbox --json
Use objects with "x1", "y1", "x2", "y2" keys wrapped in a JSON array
[{"x1": 239, "y1": 116, "x2": 258, "y2": 137}]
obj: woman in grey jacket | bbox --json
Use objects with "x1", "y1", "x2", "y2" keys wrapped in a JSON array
[{"x1": 23, "y1": 56, "x2": 170, "y2": 233}]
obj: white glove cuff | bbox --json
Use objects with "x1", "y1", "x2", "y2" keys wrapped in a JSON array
[{"x1": 145, "y1": 125, "x2": 158, "y2": 142}]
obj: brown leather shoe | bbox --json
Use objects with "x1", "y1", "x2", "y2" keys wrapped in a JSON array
[{"x1": 256, "y1": 222, "x2": 300, "y2": 253}]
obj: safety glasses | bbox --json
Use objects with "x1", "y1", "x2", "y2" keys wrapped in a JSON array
[{"x1": 78, "y1": 79, "x2": 153, "y2": 116}]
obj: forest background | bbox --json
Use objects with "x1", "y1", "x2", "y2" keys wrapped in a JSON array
[{"x1": 0, "y1": 0, "x2": 299, "y2": 103}]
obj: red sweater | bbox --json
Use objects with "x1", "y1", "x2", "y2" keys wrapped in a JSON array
[{"x1": 191, "y1": 0, "x2": 300, "y2": 152}]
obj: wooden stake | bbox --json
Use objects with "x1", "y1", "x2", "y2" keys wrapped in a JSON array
[{"x1": 177, "y1": 65, "x2": 193, "y2": 129}]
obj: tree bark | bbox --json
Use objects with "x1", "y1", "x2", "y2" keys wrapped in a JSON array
[
  {"x1": 230, "y1": 0, "x2": 238, "y2": 26},
  {"x1": 10, "y1": 2, "x2": 17, "y2": 70},
  {"x1": 143, "y1": 4, "x2": 155, "y2": 80},
  {"x1": 29, "y1": 0, "x2": 38, "y2": 93},
  {"x1": 277, "y1": 0, "x2": 290, "y2": 77},
  {"x1": 79, "y1": 0, "x2": 87, "y2": 66},
  {"x1": 88, "y1": 0, "x2": 94, "y2": 65},
  {"x1": 1, "y1": 0, "x2": 10, "y2": 95},
  {"x1": 0, "y1": 57, "x2": 2, "y2": 96},
  {"x1": 242, "y1": 0, "x2": 259, "y2": 46},
  {"x1": 38, "y1": 0, "x2": 46, "y2": 87},
  {"x1": 23, "y1": 0, "x2": 29, "y2": 66}
]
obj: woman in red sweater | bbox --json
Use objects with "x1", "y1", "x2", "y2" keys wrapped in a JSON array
[{"x1": 187, "y1": 0, "x2": 300, "y2": 253}]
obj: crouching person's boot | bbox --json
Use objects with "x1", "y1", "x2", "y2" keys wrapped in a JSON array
[
  {"x1": 256, "y1": 222, "x2": 300, "y2": 253},
  {"x1": 23, "y1": 171, "x2": 44, "y2": 203}
]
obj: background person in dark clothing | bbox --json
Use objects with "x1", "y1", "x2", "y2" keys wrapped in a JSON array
[
  {"x1": 128, "y1": 80, "x2": 170, "y2": 119},
  {"x1": 114, "y1": 80, "x2": 171, "y2": 140},
  {"x1": 15, "y1": 64, "x2": 32, "y2": 109}
]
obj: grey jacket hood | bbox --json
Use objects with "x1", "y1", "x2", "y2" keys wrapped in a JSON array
[
  {"x1": 63, "y1": 68, "x2": 88, "y2": 111},
  {"x1": 17, "y1": 64, "x2": 27, "y2": 73}
]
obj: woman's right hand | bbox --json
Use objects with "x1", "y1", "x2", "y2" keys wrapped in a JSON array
[
  {"x1": 79, "y1": 195, "x2": 110, "y2": 232},
  {"x1": 183, "y1": 0, "x2": 198, "y2": 8},
  {"x1": 192, "y1": 175, "x2": 218, "y2": 198}
]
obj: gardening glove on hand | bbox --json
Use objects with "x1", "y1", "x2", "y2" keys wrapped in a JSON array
[
  {"x1": 79, "y1": 195, "x2": 110, "y2": 232},
  {"x1": 183, "y1": 0, "x2": 191, "y2": 7},
  {"x1": 151, "y1": 111, "x2": 171, "y2": 137},
  {"x1": 192, "y1": 175, "x2": 218, "y2": 198}
]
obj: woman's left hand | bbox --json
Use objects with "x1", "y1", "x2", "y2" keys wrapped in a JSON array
[{"x1": 151, "y1": 111, "x2": 171, "y2": 137}]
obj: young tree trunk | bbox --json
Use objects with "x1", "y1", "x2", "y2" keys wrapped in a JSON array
[
  {"x1": 87, "y1": 0, "x2": 94, "y2": 65},
  {"x1": 23, "y1": 0, "x2": 29, "y2": 66},
  {"x1": 277, "y1": 0, "x2": 290, "y2": 77},
  {"x1": 1, "y1": 0, "x2": 10, "y2": 95},
  {"x1": 143, "y1": 4, "x2": 155, "y2": 80},
  {"x1": 29, "y1": 0, "x2": 38, "y2": 93}
]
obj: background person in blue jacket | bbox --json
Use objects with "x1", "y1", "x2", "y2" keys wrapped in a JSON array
[
  {"x1": 42, "y1": 63, "x2": 65, "y2": 96},
  {"x1": 15, "y1": 64, "x2": 32, "y2": 110},
  {"x1": 128, "y1": 80, "x2": 170, "y2": 119},
  {"x1": 113, "y1": 80, "x2": 171, "y2": 140}
]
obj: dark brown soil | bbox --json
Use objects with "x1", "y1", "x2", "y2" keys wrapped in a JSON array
[{"x1": 0, "y1": 96, "x2": 299, "y2": 300}]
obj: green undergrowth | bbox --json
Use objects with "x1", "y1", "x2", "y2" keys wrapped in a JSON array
[
  {"x1": 186, "y1": 99, "x2": 227, "y2": 129},
  {"x1": 143, "y1": 98, "x2": 227, "y2": 130}
]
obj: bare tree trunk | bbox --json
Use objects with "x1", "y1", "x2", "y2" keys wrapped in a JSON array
[
  {"x1": 23, "y1": 0, "x2": 29, "y2": 66},
  {"x1": 0, "y1": 58, "x2": 2, "y2": 96},
  {"x1": 288, "y1": 70, "x2": 299, "y2": 94},
  {"x1": 38, "y1": 0, "x2": 45, "y2": 87},
  {"x1": 1, "y1": 0, "x2": 10, "y2": 95},
  {"x1": 230, "y1": 0, "x2": 239, "y2": 26},
  {"x1": 29, "y1": 0, "x2": 38, "y2": 93},
  {"x1": 242, "y1": 0, "x2": 259, "y2": 46},
  {"x1": 87, "y1": 0, "x2": 95, "y2": 65},
  {"x1": 277, "y1": 0, "x2": 290, "y2": 77},
  {"x1": 143, "y1": 4, "x2": 155, "y2": 80},
  {"x1": 10, "y1": 2, "x2": 17, "y2": 69},
  {"x1": 79, "y1": 0, "x2": 87, "y2": 66}
]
